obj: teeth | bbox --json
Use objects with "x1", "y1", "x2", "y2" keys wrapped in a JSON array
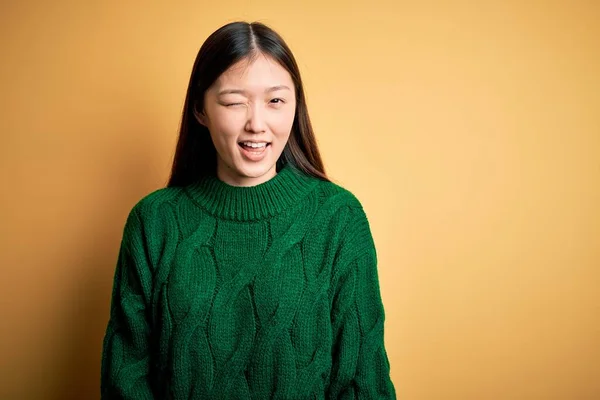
[{"x1": 241, "y1": 142, "x2": 267, "y2": 148}]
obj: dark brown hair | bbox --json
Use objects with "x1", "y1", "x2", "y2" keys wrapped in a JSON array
[{"x1": 167, "y1": 21, "x2": 328, "y2": 187}]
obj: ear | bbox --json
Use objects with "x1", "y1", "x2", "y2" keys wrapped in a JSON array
[{"x1": 193, "y1": 106, "x2": 208, "y2": 127}]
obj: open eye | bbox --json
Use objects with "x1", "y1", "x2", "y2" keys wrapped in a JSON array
[{"x1": 270, "y1": 98, "x2": 285, "y2": 105}]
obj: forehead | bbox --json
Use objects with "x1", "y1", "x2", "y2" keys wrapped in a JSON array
[{"x1": 214, "y1": 54, "x2": 294, "y2": 90}]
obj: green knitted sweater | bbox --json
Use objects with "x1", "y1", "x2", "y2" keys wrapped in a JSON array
[{"x1": 101, "y1": 163, "x2": 396, "y2": 399}]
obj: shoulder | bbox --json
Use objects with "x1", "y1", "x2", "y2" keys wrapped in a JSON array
[
  {"x1": 313, "y1": 176, "x2": 366, "y2": 212},
  {"x1": 308, "y1": 176, "x2": 373, "y2": 241},
  {"x1": 125, "y1": 185, "x2": 187, "y2": 224},
  {"x1": 118, "y1": 186, "x2": 189, "y2": 261}
]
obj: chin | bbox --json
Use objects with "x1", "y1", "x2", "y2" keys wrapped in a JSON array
[{"x1": 237, "y1": 162, "x2": 276, "y2": 178}]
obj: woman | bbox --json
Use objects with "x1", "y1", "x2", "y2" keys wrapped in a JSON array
[{"x1": 101, "y1": 21, "x2": 396, "y2": 399}]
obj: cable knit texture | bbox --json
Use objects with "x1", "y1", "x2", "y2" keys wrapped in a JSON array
[{"x1": 101, "y1": 163, "x2": 396, "y2": 399}]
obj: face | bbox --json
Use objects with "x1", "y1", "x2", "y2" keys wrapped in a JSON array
[{"x1": 197, "y1": 53, "x2": 297, "y2": 187}]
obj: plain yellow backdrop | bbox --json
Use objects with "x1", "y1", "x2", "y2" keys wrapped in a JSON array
[{"x1": 1, "y1": 1, "x2": 599, "y2": 399}]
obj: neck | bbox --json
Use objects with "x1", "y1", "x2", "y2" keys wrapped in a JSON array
[
  {"x1": 216, "y1": 161, "x2": 278, "y2": 187},
  {"x1": 184, "y1": 163, "x2": 320, "y2": 221}
]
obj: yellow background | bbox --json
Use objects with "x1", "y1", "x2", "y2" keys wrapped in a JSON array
[{"x1": 1, "y1": 1, "x2": 599, "y2": 399}]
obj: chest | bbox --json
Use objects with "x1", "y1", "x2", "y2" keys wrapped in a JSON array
[{"x1": 156, "y1": 215, "x2": 339, "y2": 328}]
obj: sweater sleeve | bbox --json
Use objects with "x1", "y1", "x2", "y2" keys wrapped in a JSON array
[
  {"x1": 101, "y1": 206, "x2": 155, "y2": 399},
  {"x1": 328, "y1": 205, "x2": 396, "y2": 399}
]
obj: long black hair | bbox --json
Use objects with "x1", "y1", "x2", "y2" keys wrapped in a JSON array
[{"x1": 167, "y1": 21, "x2": 328, "y2": 187}]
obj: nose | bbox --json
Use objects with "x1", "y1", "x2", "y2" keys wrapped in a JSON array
[{"x1": 245, "y1": 103, "x2": 267, "y2": 133}]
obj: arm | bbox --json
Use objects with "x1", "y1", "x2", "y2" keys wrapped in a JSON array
[
  {"x1": 328, "y1": 205, "x2": 396, "y2": 399},
  {"x1": 101, "y1": 207, "x2": 155, "y2": 399}
]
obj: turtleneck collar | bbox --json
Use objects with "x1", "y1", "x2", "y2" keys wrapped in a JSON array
[{"x1": 184, "y1": 163, "x2": 320, "y2": 222}]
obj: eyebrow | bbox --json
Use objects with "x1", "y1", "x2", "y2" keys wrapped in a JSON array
[{"x1": 217, "y1": 85, "x2": 292, "y2": 96}]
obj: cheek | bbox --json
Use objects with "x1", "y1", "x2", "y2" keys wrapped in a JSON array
[
  {"x1": 210, "y1": 111, "x2": 243, "y2": 142},
  {"x1": 271, "y1": 110, "x2": 296, "y2": 138}
]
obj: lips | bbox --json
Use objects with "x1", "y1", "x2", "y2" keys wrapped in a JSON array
[{"x1": 238, "y1": 141, "x2": 271, "y2": 161}]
